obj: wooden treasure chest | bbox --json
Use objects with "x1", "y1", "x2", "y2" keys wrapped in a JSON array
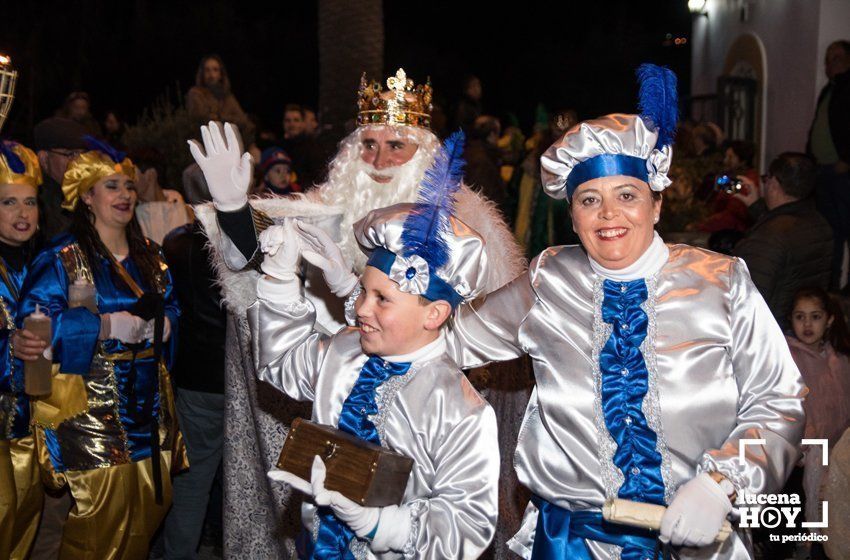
[{"x1": 277, "y1": 418, "x2": 414, "y2": 507}]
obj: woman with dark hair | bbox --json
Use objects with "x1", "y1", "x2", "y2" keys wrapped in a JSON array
[
  {"x1": 787, "y1": 287, "x2": 850, "y2": 533},
  {"x1": 18, "y1": 140, "x2": 184, "y2": 560},
  {"x1": 0, "y1": 141, "x2": 44, "y2": 560},
  {"x1": 186, "y1": 54, "x2": 254, "y2": 142},
  {"x1": 444, "y1": 65, "x2": 803, "y2": 558}
]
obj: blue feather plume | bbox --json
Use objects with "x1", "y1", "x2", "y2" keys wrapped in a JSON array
[
  {"x1": 0, "y1": 141, "x2": 25, "y2": 174},
  {"x1": 636, "y1": 63, "x2": 679, "y2": 149},
  {"x1": 83, "y1": 135, "x2": 127, "y2": 163},
  {"x1": 400, "y1": 130, "x2": 466, "y2": 270}
]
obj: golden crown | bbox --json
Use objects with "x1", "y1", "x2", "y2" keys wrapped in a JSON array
[{"x1": 357, "y1": 68, "x2": 432, "y2": 129}]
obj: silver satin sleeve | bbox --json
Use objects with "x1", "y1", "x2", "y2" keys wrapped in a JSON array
[
  {"x1": 246, "y1": 296, "x2": 328, "y2": 401},
  {"x1": 437, "y1": 244, "x2": 804, "y2": 559},
  {"x1": 444, "y1": 265, "x2": 538, "y2": 369},
  {"x1": 402, "y1": 398, "x2": 499, "y2": 559},
  {"x1": 292, "y1": 347, "x2": 499, "y2": 560},
  {"x1": 697, "y1": 258, "x2": 806, "y2": 498}
]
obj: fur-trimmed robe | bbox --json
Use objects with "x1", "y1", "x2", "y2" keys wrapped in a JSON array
[{"x1": 195, "y1": 186, "x2": 529, "y2": 559}]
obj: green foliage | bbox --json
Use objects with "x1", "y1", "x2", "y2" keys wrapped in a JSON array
[{"x1": 123, "y1": 87, "x2": 195, "y2": 189}]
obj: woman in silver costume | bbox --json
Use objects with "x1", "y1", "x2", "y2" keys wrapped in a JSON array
[{"x1": 442, "y1": 65, "x2": 806, "y2": 559}]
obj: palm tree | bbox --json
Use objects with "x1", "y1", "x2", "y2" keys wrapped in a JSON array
[{"x1": 318, "y1": 0, "x2": 384, "y2": 143}]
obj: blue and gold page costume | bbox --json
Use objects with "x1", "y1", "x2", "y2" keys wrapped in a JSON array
[
  {"x1": 0, "y1": 252, "x2": 42, "y2": 560},
  {"x1": 0, "y1": 139, "x2": 44, "y2": 560},
  {"x1": 0, "y1": 257, "x2": 30, "y2": 440},
  {"x1": 19, "y1": 232, "x2": 185, "y2": 560}
]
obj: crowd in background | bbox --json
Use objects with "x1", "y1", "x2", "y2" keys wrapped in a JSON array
[{"x1": 2, "y1": 40, "x2": 850, "y2": 560}]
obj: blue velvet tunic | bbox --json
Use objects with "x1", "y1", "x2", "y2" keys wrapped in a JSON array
[
  {"x1": 18, "y1": 233, "x2": 179, "y2": 472},
  {"x1": 0, "y1": 258, "x2": 30, "y2": 440}
]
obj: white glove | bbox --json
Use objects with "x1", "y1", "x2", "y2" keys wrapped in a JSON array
[
  {"x1": 259, "y1": 221, "x2": 301, "y2": 281},
  {"x1": 297, "y1": 222, "x2": 359, "y2": 297},
  {"x1": 257, "y1": 221, "x2": 302, "y2": 302},
  {"x1": 267, "y1": 465, "x2": 312, "y2": 493},
  {"x1": 660, "y1": 472, "x2": 733, "y2": 548},
  {"x1": 370, "y1": 504, "x2": 412, "y2": 553},
  {"x1": 269, "y1": 456, "x2": 381, "y2": 539},
  {"x1": 187, "y1": 121, "x2": 252, "y2": 211},
  {"x1": 100, "y1": 311, "x2": 149, "y2": 344},
  {"x1": 140, "y1": 317, "x2": 172, "y2": 342},
  {"x1": 312, "y1": 457, "x2": 380, "y2": 538}
]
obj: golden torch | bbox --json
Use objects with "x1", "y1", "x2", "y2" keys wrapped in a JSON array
[{"x1": 0, "y1": 54, "x2": 18, "y2": 133}]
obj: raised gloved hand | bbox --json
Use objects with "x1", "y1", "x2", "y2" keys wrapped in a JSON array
[
  {"x1": 660, "y1": 472, "x2": 733, "y2": 548},
  {"x1": 187, "y1": 121, "x2": 252, "y2": 212},
  {"x1": 99, "y1": 311, "x2": 150, "y2": 344},
  {"x1": 296, "y1": 221, "x2": 358, "y2": 297}
]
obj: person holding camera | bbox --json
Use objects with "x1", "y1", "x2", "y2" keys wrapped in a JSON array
[
  {"x1": 732, "y1": 152, "x2": 833, "y2": 329},
  {"x1": 694, "y1": 141, "x2": 758, "y2": 234}
]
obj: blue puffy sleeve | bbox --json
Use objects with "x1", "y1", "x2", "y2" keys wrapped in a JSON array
[{"x1": 18, "y1": 248, "x2": 101, "y2": 375}]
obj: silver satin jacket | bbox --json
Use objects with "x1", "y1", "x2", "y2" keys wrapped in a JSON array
[
  {"x1": 445, "y1": 243, "x2": 806, "y2": 559},
  {"x1": 247, "y1": 297, "x2": 500, "y2": 559}
]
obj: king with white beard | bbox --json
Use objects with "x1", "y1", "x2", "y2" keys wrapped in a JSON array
[{"x1": 190, "y1": 68, "x2": 528, "y2": 558}]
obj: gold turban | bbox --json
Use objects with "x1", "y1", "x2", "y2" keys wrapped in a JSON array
[
  {"x1": 0, "y1": 142, "x2": 42, "y2": 189},
  {"x1": 61, "y1": 150, "x2": 136, "y2": 211}
]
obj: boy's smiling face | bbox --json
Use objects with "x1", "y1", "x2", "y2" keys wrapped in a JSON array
[{"x1": 355, "y1": 265, "x2": 450, "y2": 357}]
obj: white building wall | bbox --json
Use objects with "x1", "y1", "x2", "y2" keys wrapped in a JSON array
[{"x1": 690, "y1": 0, "x2": 850, "y2": 165}]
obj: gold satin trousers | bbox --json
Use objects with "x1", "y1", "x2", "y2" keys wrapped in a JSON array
[
  {"x1": 57, "y1": 453, "x2": 174, "y2": 560},
  {"x1": 0, "y1": 435, "x2": 43, "y2": 560}
]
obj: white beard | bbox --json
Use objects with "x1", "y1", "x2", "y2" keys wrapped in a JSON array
[
  {"x1": 309, "y1": 125, "x2": 526, "y2": 288},
  {"x1": 317, "y1": 144, "x2": 435, "y2": 273}
]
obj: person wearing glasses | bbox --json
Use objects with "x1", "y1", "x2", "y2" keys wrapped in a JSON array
[
  {"x1": 733, "y1": 153, "x2": 833, "y2": 329},
  {"x1": 33, "y1": 117, "x2": 90, "y2": 239}
]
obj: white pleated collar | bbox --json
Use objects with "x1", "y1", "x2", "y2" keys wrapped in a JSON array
[
  {"x1": 588, "y1": 231, "x2": 669, "y2": 282},
  {"x1": 380, "y1": 332, "x2": 446, "y2": 364}
]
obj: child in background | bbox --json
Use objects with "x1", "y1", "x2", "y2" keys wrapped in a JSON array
[
  {"x1": 257, "y1": 147, "x2": 301, "y2": 196},
  {"x1": 786, "y1": 287, "x2": 850, "y2": 528},
  {"x1": 254, "y1": 133, "x2": 499, "y2": 559}
]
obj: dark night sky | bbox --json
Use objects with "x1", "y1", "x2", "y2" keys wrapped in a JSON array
[{"x1": 1, "y1": 1, "x2": 691, "y2": 141}]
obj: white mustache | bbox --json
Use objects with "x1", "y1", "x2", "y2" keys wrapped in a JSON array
[{"x1": 358, "y1": 161, "x2": 400, "y2": 179}]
